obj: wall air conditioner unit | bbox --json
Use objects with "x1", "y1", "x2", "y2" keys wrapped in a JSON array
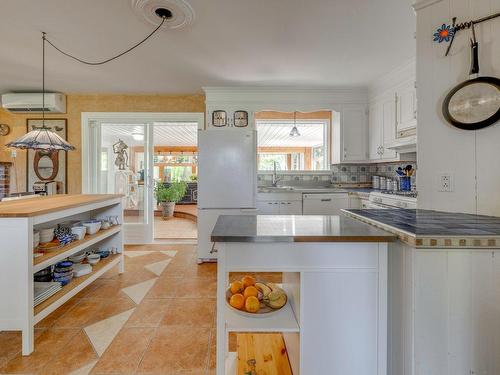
[{"x1": 1, "y1": 93, "x2": 66, "y2": 113}]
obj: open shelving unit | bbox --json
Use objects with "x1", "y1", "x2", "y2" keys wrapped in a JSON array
[{"x1": 0, "y1": 194, "x2": 124, "y2": 356}]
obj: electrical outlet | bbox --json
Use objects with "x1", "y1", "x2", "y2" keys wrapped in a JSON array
[
  {"x1": 439, "y1": 173, "x2": 453, "y2": 192},
  {"x1": 10, "y1": 150, "x2": 16, "y2": 158}
]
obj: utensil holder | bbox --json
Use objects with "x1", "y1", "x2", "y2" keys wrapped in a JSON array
[{"x1": 400, "y1": 176, "x2": 411, "y2": 191}]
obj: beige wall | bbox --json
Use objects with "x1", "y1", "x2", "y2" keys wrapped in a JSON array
[{"x1": 0, "y1": 94, "x2": 205, "y2": 194}]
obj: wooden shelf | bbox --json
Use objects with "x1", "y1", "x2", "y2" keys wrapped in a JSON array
[
  {"x1": 224, "y1": 302, "x2": 299, "y2": 333},
  {"x1": 34, "y1": 254, "x2": 121, "y2": 323},
  {"x1": 33, "y1": 226, "x2": 121, "y2": 273}
]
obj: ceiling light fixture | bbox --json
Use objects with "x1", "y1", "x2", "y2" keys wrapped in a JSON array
[
  {"x1": 6, "y1": 33, "x2": 75, "y2": 151},
  {"x1": 7, "y1": 9, "x2": 171, "y2": 150},
  {"x1": 289, "y1": 111, "x2": 301, "y2": 137}
]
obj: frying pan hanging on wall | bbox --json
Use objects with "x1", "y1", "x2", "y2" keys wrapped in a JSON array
[{"x1": 442, "y1": 23, "x2": 500, "y2": 130}]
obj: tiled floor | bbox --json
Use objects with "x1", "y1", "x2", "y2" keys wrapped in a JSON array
[{"x1": 0, "y1": 244, "x2": 217, "y2": 375}]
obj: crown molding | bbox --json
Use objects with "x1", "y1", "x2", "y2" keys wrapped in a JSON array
[{"x1": 412, "y1": 0, "x2": 444, "y2": 12}]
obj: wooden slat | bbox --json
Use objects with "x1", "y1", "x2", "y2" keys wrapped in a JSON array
[
  {"x1": 237, "y1": 333, "x2": 293, "y2": 375},
  {"x1": 34, "y1": 254, "x2": 120, "y2": 316},
  {"x1": 0, "y1": 194, "x2": 122, "y2": 217}
]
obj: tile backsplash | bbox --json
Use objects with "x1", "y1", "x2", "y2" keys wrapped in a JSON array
[{"x1": 258, "y1": 161, "x2": 417, "y2": 188}]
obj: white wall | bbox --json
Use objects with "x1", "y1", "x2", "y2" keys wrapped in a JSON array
[{"x1": 415, "y1": 0, "x2": 500, "y2": 215}]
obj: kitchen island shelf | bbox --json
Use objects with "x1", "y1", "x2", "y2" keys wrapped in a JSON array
[
  {"x1": 34, "y1": 254, "x2": 121, "y2": 323},
  {"x1": 225, "y1": 303, "x2": 299, "y2": 333},
  {"x1": 33, "y1": 225, "x2": 121, "y2": 273},
  {"x1": 0, "y1": 194, "x2": 124, "y2": 356}
]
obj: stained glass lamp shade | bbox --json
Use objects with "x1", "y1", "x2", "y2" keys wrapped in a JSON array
[{"x1": 6, "y1": 127, "x2": 75, "y2": 151}]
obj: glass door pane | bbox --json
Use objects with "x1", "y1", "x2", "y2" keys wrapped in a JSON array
[{"x1": 98, "y1": 122, "x2": 153, "y2": 243}]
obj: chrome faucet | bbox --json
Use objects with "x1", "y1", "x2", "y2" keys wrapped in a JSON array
[{"x1": 272, "y1": 161, "x2": 282, "y2": 187}]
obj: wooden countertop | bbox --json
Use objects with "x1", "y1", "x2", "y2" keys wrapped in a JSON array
[
  {"x1": 211, "y1": 214, "x2": 397, "y2": 243},
  {"x1": 0, "y1": 194, "x2": 123, "y2": 217}
]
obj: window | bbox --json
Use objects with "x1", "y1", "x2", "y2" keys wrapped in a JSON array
[{"x1": 256, "y1": 118, "x2": 329, "y2": 171}]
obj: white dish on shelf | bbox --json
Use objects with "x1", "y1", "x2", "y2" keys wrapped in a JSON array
[
  {"x1": 68, "y1": 252, "x2": 86, "y2": 264},
  {"x1": 71, "y1": 226, "x2": 86, "y2": 241},
  {"x1": 82, "y1": 221, "x2": 101, "y2": 235},
  {"x1": 73, "y1": 263, "x2": 92, "y2": 277},
  {"x1": 86, "y1": 253, "x2": 100, "y2": 265},
  {"x1": 39, "y1": 228, "x2": 55, "y2": 244}
]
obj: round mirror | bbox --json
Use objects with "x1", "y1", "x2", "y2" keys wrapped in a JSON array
[{"x1": 34, "y1": 151, "x2": 59, "y2": 181}]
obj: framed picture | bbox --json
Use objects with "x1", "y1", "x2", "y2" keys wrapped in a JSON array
[
  {"x1": 26, "y1": 119, "x2": 68, "y2": 193},
  {"x1": 212, "y1": 110, "x2": 227, "y2": 127},
  {"x1": 234, "y1": 110, "x2": 249, "y2": 127}
]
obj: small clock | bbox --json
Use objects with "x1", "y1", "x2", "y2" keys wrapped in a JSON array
[
  {"x1": 234, "y1": 111, "x2": 249, "y2": 127},
  {"x1": 212, "y1": 110, "x2": 227, "y2": 127},
  {"x1": 0, "y1": 124, "x2": 10, "y2": 136}
]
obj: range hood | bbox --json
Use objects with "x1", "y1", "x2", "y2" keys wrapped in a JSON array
[{"x1": 385, "y1": 135, "x2": 417, "y2": 153}]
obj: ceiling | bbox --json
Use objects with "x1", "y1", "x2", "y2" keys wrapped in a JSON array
[
  {"x1": 101, "y1": 122, "x2": 198, "y2": 147},
  {"x1": 257, "y1": 121, "x2": 326, "y2": 148},
  {"x1": 0, "y1": 0, "x2": 416, "y2": 94}
]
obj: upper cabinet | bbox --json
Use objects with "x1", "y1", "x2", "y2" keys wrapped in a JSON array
[
  {"x1": 332, "y1": 104, "x2": 368, "y2": 163},
  {"x1": 368, "y1": 61, "x2": 417, "y2": 161},
  {"x1": 396, "y1": 80, "x2": 417, "y2": 137}
]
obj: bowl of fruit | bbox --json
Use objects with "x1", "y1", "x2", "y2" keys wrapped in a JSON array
[{"x1": 226, "y1": 275, "x2": 288, "y2": 317}]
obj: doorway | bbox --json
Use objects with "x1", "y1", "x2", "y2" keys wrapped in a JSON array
[{"x1": 82, "y1": 113, "x2": 203, "y2": 244}]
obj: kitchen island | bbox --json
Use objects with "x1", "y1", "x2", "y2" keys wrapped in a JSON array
[
  {"x1": 343, "y1": 209, "x2": 500, "y2": 375},
  {"x1": 0, "y1": 194, "x2": 124, "y2": 355},
  {"x1": 212, "y1": 214, "x2": 396, "y2": 375}
]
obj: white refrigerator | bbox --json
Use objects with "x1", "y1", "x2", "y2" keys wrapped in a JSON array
[{"x1": 197, "y1": 129, "x2": 257, "y2": 262}]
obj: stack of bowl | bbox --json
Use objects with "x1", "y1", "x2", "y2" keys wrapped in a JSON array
[
  {"x1": 71, "y1": 226, "x2": 87, "y2": 241},
  {"x1": 53, "y1": 261, "x2": 74, "y2": 286},
  {"x1": 39, "y1": 228, "x2": 55, "y2": 244},
  {"x1": 34, "y1": 267, "x2": 52, "y2": 282},
  {"x1": 82, "y1": 220, "x2": 101, "y2": 235}
]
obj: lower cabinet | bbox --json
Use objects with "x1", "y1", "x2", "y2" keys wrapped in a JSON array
[
  {"x1": 388, "y1": 243, "x2": 500, "y2": 375},
  {"x1": 257, "y1": 199, "x2": 302, "y2": 215}
]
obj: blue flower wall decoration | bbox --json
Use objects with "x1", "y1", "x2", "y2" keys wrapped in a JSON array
[{"x1": 433, "y1": 24, "x2": 455, "y2": 43}]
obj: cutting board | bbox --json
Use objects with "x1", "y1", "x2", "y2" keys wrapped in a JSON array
[{"x1": 237, "y1": 333, "x2": 293, "y2": 375}]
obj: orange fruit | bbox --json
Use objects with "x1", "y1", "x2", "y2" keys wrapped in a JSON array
[
  {"x1": 243, "y1": 286, "x2": 258, "y2": 299},
  {"x1": 229, "y1": 294, "x2": 245, "y2": 310},
  {"x1": 241, "y1": 275, "x2": 256, "y2": 289},
  {"x1": 245, "y1": 296, "x2": 260, "y2": 313},
  {"x1": 230, "y1": 280, "x2": 243, "y2": 294}
]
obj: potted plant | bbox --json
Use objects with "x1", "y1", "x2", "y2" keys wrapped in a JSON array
[{"x1": 154, "y1": 181, "x2": 188, "y2": 219}]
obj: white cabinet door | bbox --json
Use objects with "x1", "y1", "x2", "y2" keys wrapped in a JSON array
[
  {"x1": 348, "y1": 195, "x2": 361, "y2": 209},
  {"x1": 369, "y1": 103, "x2": 382, "y2": 160},
  {"x1": 381, "y1": 96, "x2": 398, "y2": 159},
  {"x1": 279, "y1": 200, "x2": 302, "y2": 215},
  {"x1": 302, "y1": 271, "x2": 379, "y2": 374},
  {"x1": 256, "y1": 200, "x2": 280, "y2": 214},
  {"x1": 342, "y1": 105, "x2": 368, "y2": 162},
  {"x1": 396, "y1": 81, "x2": 417, "y2": 135}
]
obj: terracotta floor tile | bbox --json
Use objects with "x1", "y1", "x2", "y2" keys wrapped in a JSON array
[
  {"x1": 91, "y1": 327, "x2": 155, "y2": 374},
  {"x1": 160, "y1": 298, "x2": 215, "y2": 328},
  {"x1": 0, "y1": 331, "x2": 22, "y2": 368},
  {"x1": 54, "y1": 299, "x2": 109, "y2": 328},
  {"x1": 145, "y1": 277, "x2": 182, "y2": 298},
  {"x1": 125, "y1": 299, "x2": 171, "y2": 328},
  {"x1": 35, "y1": 298, "x2": 81, "y2": 329},
  {"x1": 85, "y1": 297, "x2": 137, "y2": 326},
  {"x1": 175, "y1": 278, "x2": 216, "y2": 298},
  {"x1": 162, "y1": 262, "x2": 216, "y2": 279},
  {"x1": 126, "y1": 252, "x2": 170, "y2": 267},
  {"x1": 0, "y1": 328, "x2": 79, "y2": 374},
  {"x1": 38, "y1": 331, "x2": 97, "y2": 375},
  {"x1": 137, "y1": 326, "x2": 210, "y2": 374}
]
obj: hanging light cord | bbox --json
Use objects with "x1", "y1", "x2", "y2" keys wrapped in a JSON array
[{"x1": 42, "y1": 16, "x2": 167, "y2": 66}]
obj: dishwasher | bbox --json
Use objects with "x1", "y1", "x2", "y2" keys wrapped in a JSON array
[{"x1": 302, "y1": 193, "x2": 350, "y2": 215}]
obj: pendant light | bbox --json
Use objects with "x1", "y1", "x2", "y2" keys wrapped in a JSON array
[
  {"x1": 6, "y1": 33, "x2": 75, "y2": 151},
  {"x1": 289, "y1": 111, "x2": 301, "y2": 137}
]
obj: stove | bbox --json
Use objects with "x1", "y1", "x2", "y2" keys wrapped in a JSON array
[
  {"x1": 369, "y1": 191, "x2": 417, "y2": 209},
  {"x1": 380, "y1": 190, "x2": 418, "y2": 198}
]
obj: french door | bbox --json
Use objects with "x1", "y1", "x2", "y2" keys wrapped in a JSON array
[{"x1": 87, "y1": 120, "x2": 155, "y2": 244}]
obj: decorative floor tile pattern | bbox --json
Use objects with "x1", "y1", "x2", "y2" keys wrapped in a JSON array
[
  {"x1": 0, "y1": 245, "x2": 218, "y2": 375},
  {"x1": 0, "y1": 245, "x2": 283, "y2": 375}
]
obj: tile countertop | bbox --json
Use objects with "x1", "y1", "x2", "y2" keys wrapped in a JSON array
[
  {"x1": 343, "y1": 209, "x2": 500, "y2": 249},
  {"x1": 211, "y1": 214, "x2": 397, "y2": 243}
]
